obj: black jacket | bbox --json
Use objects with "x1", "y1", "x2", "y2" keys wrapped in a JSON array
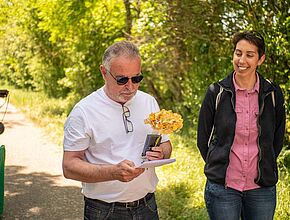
[{"x1": 197, "y1": 72, "x2": 286, "y2": 187}]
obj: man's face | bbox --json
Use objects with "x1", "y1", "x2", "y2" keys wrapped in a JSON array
[{"x1": 101, "y1": 56, "x2": 142, "y2": 104}]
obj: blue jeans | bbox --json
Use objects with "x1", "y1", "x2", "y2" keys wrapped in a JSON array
[
  {"x1": 84, "y1": 193, "x2": 159, "y2": 220},
  {"x1": 205, "y1": 180, "x2": 276, "y2": 220}
]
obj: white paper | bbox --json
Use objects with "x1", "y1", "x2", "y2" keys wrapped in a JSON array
[{"x1": 137, "y1": 158, "x2": 176, "y2": 168}]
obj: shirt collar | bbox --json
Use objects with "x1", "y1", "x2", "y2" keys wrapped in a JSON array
[{"x1": 233, "y1": 72, "x2": 260, "y2": 93}]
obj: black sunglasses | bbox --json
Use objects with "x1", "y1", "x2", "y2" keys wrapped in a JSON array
[
  {"x1": 122, "y1": 105, "x2": 133, "y2": 133},
  {"x1": 106, "y1": 69, "x2": 143, "y2": 85}
]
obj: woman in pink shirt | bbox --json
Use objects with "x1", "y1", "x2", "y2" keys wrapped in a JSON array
[{"x1": 197, "y1": 30, "x2": 286, "y2": 220}]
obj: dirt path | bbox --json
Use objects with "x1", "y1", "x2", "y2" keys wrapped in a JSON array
[{"x1": 0, "y1": 104, "x2": 83, "y2": 219}]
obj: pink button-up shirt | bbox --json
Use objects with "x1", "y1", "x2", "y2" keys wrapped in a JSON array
[{"x1": 226, "y1": 73, "x2": 260, "y2": 191}]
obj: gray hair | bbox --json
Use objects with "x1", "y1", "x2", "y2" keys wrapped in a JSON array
[{"x1": 102, "y1": 41, "x2": 140, "y2": 70}]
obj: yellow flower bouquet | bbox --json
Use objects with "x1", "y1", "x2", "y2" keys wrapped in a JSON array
[
  {"x1": 141, "y1": 109, "x2": 183, "y2": 158},
  {"x1": 144, "y1": 109, "x2": 183, "y2": 134}
]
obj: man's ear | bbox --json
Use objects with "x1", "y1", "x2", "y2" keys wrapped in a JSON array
[
  {"x1": 100, "y1": 65, "x2": 106, "y2": 79},
  {"x1": 258, "y1": 54, "x2": 266, "y2": 66}
]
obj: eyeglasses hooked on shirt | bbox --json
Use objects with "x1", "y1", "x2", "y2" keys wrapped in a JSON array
[
  {"x1": 122, "y1": 105, "x2": 133, "y2": 133},
  {"x1": 106, "y1": 69, "x2": 143, "y2": 85}
]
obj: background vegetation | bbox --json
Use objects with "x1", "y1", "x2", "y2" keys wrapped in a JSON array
[{"x1": 0, "y1": 0, "x2": 289, "y2": 219}]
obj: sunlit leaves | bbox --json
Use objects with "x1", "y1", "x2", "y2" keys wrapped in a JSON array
[{"x1": 0, "y1": 0, "x2": 289, "y2": 142}]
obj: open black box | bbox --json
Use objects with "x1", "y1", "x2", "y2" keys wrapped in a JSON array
[{"x1": 141, "y1": 134, "x2": 161, "y2": 158}]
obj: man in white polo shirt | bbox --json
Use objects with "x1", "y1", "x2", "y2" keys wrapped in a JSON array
[{"x1": 62, "y1": 40, "x2": 172, "y2": 219}]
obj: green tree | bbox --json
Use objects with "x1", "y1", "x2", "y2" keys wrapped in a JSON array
[{"x1": 0, "y1": 0, "x2": 289, "y2": 142}]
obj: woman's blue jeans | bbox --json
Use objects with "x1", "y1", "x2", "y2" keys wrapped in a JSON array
[
  {"x1": 205, "y1": 180, "x2": 276, "y2": 220},
  {"x1": 84, "y1": 193, "x2": 159, "y2": 220}
]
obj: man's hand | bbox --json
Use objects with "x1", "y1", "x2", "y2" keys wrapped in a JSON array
[
  {"x1": 145, "y1": 140, "x2": 172, "y2": 161},
  {"x1": 146, "y1": 147, "x2": 164, "y2": 160},
  {"x1": 113, "y1": 160, "x2": 145, "y2": 182}
]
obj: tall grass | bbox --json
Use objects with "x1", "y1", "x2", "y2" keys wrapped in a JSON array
[
  {"x1": 276, "y1": 165, "x2": 290, "y2": 219},
  {"x1": 156, "y1": 135, "x2": 208, "y2": 220},
  {"x1": 3, "y1": 87, "x2": 290, "y2": 219},
  {"x1": 4, "y1": 87, "x2": 67, "y2": 146}
]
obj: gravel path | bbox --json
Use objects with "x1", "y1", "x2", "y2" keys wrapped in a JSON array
[{"x1": 0, "y1": 104, "x2": 83, "y2": 219}]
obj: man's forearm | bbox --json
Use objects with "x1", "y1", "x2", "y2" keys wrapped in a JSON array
[
  {"x1": 63, "y1": 157, "x2": 115, "y2": 183},
  {"x1": 160, "y1": 140, "x2": 172, "y2": 159}
]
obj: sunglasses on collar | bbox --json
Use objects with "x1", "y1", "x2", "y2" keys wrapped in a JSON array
[{"x1": 106, "y1": 69, "x2": 143, "y2": 85}]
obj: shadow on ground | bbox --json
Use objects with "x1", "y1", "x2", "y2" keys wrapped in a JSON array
[{"x1": 2, "y1": 166, "x2": 83, "y2": 220}]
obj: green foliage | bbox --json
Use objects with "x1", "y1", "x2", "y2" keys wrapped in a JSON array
[
  {"x1": 132, "y1": 0, "x2": 233, "y2": 132},
  {"x1": 0, "y1": 0, "x2": 126, "y2": 102},
  {"x1": 0, "y1": 0, "x2": 289, "y2": 140},
  {"x1": 0, "y1": 1, "x2": 34, "y2": 89},
  {"x1": 36, "y1": 0, "x2": 126, "y2": 99}
]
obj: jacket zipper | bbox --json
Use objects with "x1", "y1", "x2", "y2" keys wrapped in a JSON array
[
  {"x1": 221, "y1": 86, "x2": 235, "y2": 188},
  {"x1": 255, "y1": 91, "x2": 272, "y2": 183}
]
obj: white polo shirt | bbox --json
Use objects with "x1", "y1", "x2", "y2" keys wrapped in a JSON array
[{"x1": 63, "y1": 86, "x2": 169, "y2": 202}]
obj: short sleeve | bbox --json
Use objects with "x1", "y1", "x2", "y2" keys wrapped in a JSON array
[{"x1": 63, "y1": 106, "x2": 91, "y2": 151}]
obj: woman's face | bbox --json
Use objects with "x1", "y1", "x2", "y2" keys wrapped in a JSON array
[{"x1": 233, "y1": 39, "x2": 265, "y2": 79}]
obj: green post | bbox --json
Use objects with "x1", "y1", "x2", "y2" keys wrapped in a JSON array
[{"x1": 0, "y1": 145, "x2": 5, "y2": 216}]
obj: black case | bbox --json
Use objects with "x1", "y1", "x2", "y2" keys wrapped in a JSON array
[{"x1": 141, "y1": 134, "x2": 161, "y2": 156}]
